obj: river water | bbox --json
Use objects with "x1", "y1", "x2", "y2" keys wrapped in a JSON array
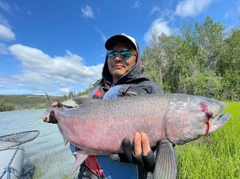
[{"x1": 0, "y1": 109, "x2": 78, "y2": 179}]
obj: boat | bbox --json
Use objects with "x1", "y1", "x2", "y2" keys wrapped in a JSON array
[
  {"x1": 0, "y1": 130, "x2": 40, "y2": 179},
  {"x1": 0, "y1": 142, "x2": 25, "y2": 179}
]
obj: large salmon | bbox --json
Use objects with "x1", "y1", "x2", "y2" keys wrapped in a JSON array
[{"x1": 43, "y1": 93, "x2": 231, "y2": 179}]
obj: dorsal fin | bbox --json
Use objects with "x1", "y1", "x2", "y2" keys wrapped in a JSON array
[{"x1": 73, "y1": 97, "x2": 94, "y2": 105}]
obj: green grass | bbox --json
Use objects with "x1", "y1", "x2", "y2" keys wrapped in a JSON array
[
  {"x1": 175, "y1": 102, "x2": 240, "y2": 179},
  {"x1": 31, "y1": 148, "x2": 78, "y2": 179},
  {"x1": 32, "y1": 155, "x2": 71, "y2": 179}
]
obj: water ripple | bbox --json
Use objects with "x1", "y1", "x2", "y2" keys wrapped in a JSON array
[{"x1": 0, "y1": 109, "x2": 78, "y2": 178}]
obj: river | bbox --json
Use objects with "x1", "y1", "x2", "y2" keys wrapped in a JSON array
[{"x1": 0, "y1": 109, "x2": 78, "y2": 179}]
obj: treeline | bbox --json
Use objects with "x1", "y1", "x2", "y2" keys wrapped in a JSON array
[
  {"x1": 0, "y1": 85, "x2": 94, "y2": 112},
  {"x1": 142, "y1": 16, "x2": 240, "y2": 101},
  {"x1": 0, "y1": 94, "x2": 68, "y2": 111},
  {"x1": 67, "y1": 85, "x2": 95, "y2": 98}
]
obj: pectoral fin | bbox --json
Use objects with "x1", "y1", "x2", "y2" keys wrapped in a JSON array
[{"x1": 153, "y1": 140, "x2": 177, "y2": 179}]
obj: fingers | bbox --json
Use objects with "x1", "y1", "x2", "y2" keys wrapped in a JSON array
[
  {"x1": 122, "y1": 138, "x2": 133, "y2": 162},
  {"x1": 140, "y1": 132, "x2": 151, "y2": 156},
  {"x1": 42, "y1": 114, "x2": 50, "y2": 122},
  {"x1": 134, "y1": 132, "x2": 151, "y2": 156},
  {"x1": 41, "y1": 102, "x2": 58, "y2": 122},
  {"x1": 134, "y1": 132, "x2": 142, "y2": 156},
  {"x1": 51, "y1": 101, "x2": 58, "y2": 106}
]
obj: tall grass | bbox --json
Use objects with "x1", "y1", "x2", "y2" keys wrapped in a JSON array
[{"x1": 176, "y1": 102, "x2": 240, "y2": 179}]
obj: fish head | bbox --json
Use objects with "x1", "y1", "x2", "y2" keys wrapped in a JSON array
[{"x1": 164, "y1": 95, "x2": 231, "y2": 144}]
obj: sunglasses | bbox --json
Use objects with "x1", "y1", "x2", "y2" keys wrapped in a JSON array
[{"x1": 107, "y1": 48, "x2": 134, "y2": 60}]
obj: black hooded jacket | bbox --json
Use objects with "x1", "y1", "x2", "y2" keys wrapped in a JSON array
[{"x1": 92, "y1": 46, "x2": 163, "y2": 98}]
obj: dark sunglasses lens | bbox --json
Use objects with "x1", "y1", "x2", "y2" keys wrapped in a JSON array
[
  {"x1": 107, "y1": 50, "x2": 118, "y2": 59},
  {"x1": 120, "y1": 49, "x2": 132, "y2": 59},
  {"x1": 107, "y1": 49, "x2": 132, "y2": 60}
]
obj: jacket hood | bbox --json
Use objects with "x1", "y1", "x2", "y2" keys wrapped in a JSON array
[{"x1": 102, "y1": 41, "x2": 145, "y2": 85}]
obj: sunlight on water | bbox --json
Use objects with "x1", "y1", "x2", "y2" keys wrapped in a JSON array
[{"x1": 0, "y1": 109, "x2": 78, "y2": 179}]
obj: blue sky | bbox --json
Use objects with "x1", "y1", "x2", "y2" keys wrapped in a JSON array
[{"x1": 0, "y1": 0, "x2": 239, "y2": 96}]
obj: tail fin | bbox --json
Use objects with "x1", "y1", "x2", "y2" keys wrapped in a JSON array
[
  {"x1": 46, "y1": 93, "x2": 52, "y2": 108},
  {"x1": 43, "y1": 93, "x2": 52, "y2": 116}
]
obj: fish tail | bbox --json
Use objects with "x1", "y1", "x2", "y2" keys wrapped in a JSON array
[
  {"x1": 153, "y1": 140, "x2": 177, "y2": 179},
  {"x1": 45, "y1": 93, "x2": 52, "y2": 110},
  {"x1": 42, "y1": 93, "x2": 53, "y2": 116}
]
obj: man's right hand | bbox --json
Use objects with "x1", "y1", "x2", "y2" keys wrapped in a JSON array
[{"x1": 42, "y1": 101, "x2": 58, "y2": 122}]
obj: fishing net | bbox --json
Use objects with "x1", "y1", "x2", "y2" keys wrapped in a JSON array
[{"x1": 0, "y1": 130, "x2": 40, "y2": 151}]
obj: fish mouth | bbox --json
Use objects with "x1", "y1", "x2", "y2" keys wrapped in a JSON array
[{"x1": 209, "y1": 113, "x2": 231, "y2": 133}]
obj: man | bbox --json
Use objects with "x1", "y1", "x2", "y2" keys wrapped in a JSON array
[{"x1": 44, "y1": 33, "x2": 163, "y2": 179}]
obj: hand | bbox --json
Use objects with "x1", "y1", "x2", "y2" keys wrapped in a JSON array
[
  {"x1": 122, "y1": 132, "x2": 155, "y2": 172},
  {"x1": 42, "y1": 101, "x2": 58, "y2": 123},
  {"x1": 134, "y1": 132, "x2": 151, "y2": 156}
]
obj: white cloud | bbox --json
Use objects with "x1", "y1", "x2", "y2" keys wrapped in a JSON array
[
  {"x1": 0, "y1": 24, "x2": 15, "y2": 41},
  {"x1": 144, "y1": 18, "x2": 172, "y2": 43},
  {"x1": 175, "y1": 0, "x2": 212, "y2": 17},
  {"x1": 94, "y1": 26, "x2": 107, "y2": 42},
  {"x1": 150, "y1": 6, "x2": 161, "y2": 15},
  {"x1": 81, "y1": 5, "x2": 95, "y2": 19},
  {"x1": 14, "y1": 4, "x2": 20, "y2": 11},
  {"x1": 4, "y1": 44, "x2": 103, "y2": 95},
  {"x1": 0, "y1": 1, "x2": 10, "y2": 12},
  {"x1": 0, "y1": 14, "x2": 10, "y2": 27},
  {"x1": 0, "y1": 42, "x2": 8, "y2": 54},
  {"x1": 132, "y1": 1, "x2": 140, "y2": 8},
  {"x1": 225, "y1": 1, "x2": 240, "y2": 20}
]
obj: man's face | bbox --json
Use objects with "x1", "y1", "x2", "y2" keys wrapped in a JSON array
[{"x1": 107, "y1": 42, "x2": 137, "y2": 84}]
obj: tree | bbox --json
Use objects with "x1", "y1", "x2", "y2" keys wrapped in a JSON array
[
  {"x1": 217, "y1": 29, "x2": 240, "y2": 100},
  {"x1": 0, "y1": 100, "x2": 16, "y2": 111},
  {"x1": 142, "y1": 16, "x2": 239, "y2": 100},
  {"x1": 193, "y1": 16, "x2": 226, "y2": 71}
]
